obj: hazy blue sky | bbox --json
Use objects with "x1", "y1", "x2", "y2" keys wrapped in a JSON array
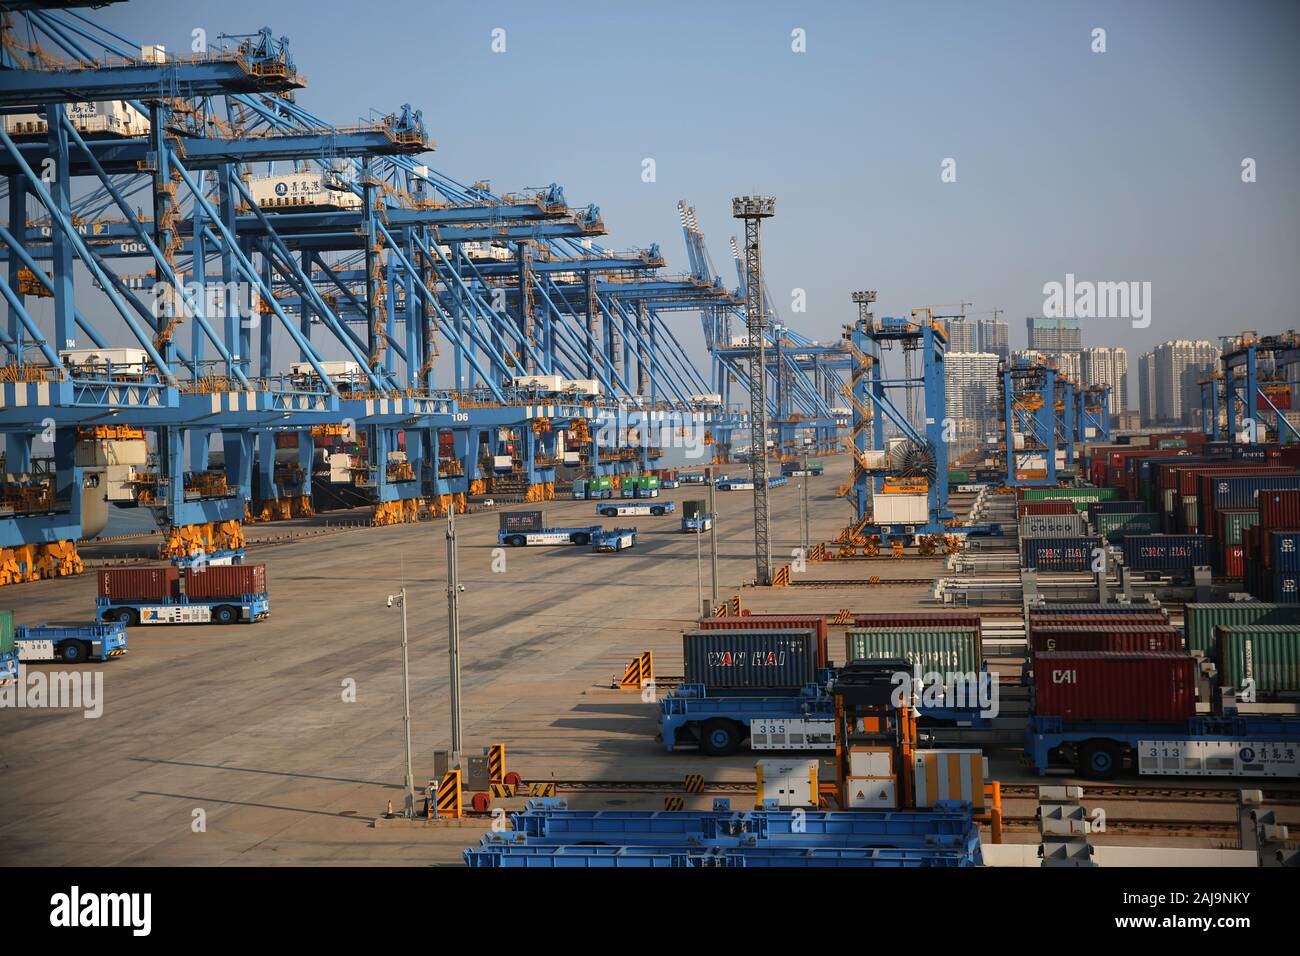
[{"x1": 65, "y1": 1, "x2": 1300, "y2": 374}]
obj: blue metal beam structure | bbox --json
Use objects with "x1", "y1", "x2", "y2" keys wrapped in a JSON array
[{"x1": 0, "y1": 4, "x2": 761, "y2": 580}]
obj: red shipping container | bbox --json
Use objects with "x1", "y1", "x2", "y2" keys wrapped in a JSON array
[
  {"x1": 698, "y1": 615, "x2": 829, "y2": 669},
  {"x1": 1028, "y1": 614, "x2": 1170, "y2": 633},
  {"x1": 98, "y1": 566, "x2": 180, "y2": 601},
  {"x1": 1019, "y1": 501, "x2": 1078, "y2": 517},
  {"x1": 1259, "y1": 488, "x2": 1300, "y2": 531},
  {"x1": 1029, "y1": 626, "x2": 1183, "y2": 654},
  {"x1": 185, "y1": 563, "x2": 267, "y2": 600},
  {"x1": 1224, "y1": 544, "x2": 1245, "y2": 578},
  {"x1": 1032, "y1": 651, "x2": 1197, "y2": 722}
]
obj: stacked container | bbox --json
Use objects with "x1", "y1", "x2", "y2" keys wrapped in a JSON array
[
  {"x1": 98, "y1": 567, "x2": 180, "y2": 601},
  {"x1": 681, "y1": 628, "x2": 820, "y2": 691},
  {"x1": 1019, "y1": 513, "x2": 1085, "y2": 538},
  {"x1": 1213, "y1": 624, "x2": 1300, "y2": 696},
  {"x1": 1119, "y1": 534, "x2": 1209, "y2": 573},
  {"x1": 185, "y1": 564, "x2": 267, "y2": 600},
  {"x1": 696, "y1": 615, "x2": 829, "y2": 668},
  {"x1": 1182, "y1": 602, "x2": 1300, "y2": 658},
  {"x1": 1021, "y1": 536, "x2": 1102, "y2": 571},
  {"x1": 1032, "y1": 651, "x2": 1197, "y2": 722},
  {"x1": 844, "y1": 626, "x2": 981, "y2": 674}
]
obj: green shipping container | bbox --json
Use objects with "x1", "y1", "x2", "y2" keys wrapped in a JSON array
[
  {"x1": 1215, "y1": 625, "x2": 1300, "y2": 694},
  {"x1": 948, "y1": 469, "x2": 970, "y2": 484},
  {"x1": 1021, "y1": 487, "x2": 1119, "y2": 510},
  {"x1": 593, "y1": 475, "x2": 613, "y2": 490},
  {"x1": 0, "y1": 609, "x2": 11, "y2": 655},
  {"x1": 1093, "y1": 511, "x2": 1161, "y2": 542},
  {"x1": 1183, "y1": 603, "x2": 1300, "y2": 659},
  {"x1": 845, "y1": 627, "x2": 981, "y2": 674},
  {"x1": 683, "y1": 500, "x2": 707, "y2": 517},
  {"x1": 1218, "y1": 509, "x2": 1259, "y2": 546}
]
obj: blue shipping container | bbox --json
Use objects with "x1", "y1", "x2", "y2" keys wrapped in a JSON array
[
  {"x1": 1021, "y1": 536, "x2": 1101, "y2": 571},
  {"x1": 1202, "y1": 475, "x2": 1300, "y2": 532},
  {"x1": 1270, "y1": 531, "x2": 1300, "y2": 573},
  {"x1": 1272, "y1": 570, "x2": 1300, "y2": 604},
  {"x1": 1087, "y1": 501, "x2": 1146, "y2": 518},
  {"x1": 1121, "y1": 534, "x2": 1209, "y2": 571}
]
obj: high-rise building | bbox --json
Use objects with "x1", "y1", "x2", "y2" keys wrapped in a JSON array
[
  {"x1": 943, "y1": 318, "x2": 976, "y2": 353},
  {"x1": 1139, "y1": 340, "x2": 1219, "y2": 426},
  {"x1": 1026, "y1": 316, "x2": 1082, "y2": 354},
  {"x1": 1137, "y1": 351, "x2": 1158, "y2": 426},
  {"x1": 944, "y1": 352, "x2": 1000, "y2": 429},
  {"x1": 977, "y1": 318, "x2": 1009, "y2": 361},
  {"x1": 1014, "y1": 349, "x2": 1081, "y2": 384},
  {"x1": 1080, "y1": 347, "x2": 1129, "y2": 415}
]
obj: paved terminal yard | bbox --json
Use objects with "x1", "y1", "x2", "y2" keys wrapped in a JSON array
[{"x1": 1, "y1": 456, "x2": 1295, "y2": 865}]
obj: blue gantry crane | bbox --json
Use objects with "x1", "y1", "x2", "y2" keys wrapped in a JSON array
[{"x1": 0, "y1": 1, "x2": 763, "y2": 583}]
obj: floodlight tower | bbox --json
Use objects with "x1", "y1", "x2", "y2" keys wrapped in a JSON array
[{"x1": 733, "y1": 195, "x2": 776, "y2": 586}]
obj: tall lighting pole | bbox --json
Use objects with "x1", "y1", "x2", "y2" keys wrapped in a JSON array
[
  {"x1": 708, "y1": 477, "x2": 719, "y2": 605},
  {"x1": 445, "y1": 506, "x2": 463, "y2": 765},
  {"x1": 733, "y1": 195, "x2": 776, "y2": 586},
  {"x1": 387, "y1": 587, "x2": 415, "y2": 819}
]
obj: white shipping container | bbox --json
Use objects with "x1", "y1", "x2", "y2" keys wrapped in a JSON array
[
  {"x1": 563, "y1": 379, "x2": 602, "y2": 396},
  {"x1": 511, "y1": 375, "x2": 564, "y2": 392},
  {"x1": 328, "y1": 453, "x2": 352, "y2": 483},
  {"x1": 59, "y1": 347, "x2": 150, "y2": 375},
  {"x1": 290, "y1": 360, "x2": 361, "y2": 379},
  {"x1": 872, "y1": 492, "x2": 929, "y2": 524},
  {"x1": 688, "y1": 393, "x2": 723, "y2": 406},
  {"x1": 4, "y1": 100, "x2": 149, "y2": 138},
  {"x1": 76, "y1": 439, "x2": 148, "y2": 468},
  {"x1": 859, "y1": 450, "x2": 887, "y2": 469},
  {"x1": 248, "y1": 173, "x2": 361, "y2": 211}
]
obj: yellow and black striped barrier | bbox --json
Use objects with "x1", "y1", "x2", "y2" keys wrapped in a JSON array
[
  {"x1": 810, "y1": 542, "x2": 826, "y2": 561},
  {"x1": 684, "y1": 773, "x2": 704, "y2": 793},
  {"x1": 831, "y1": 608, "x2": 852, "y2": 625},
  {"x1": 436, "y1": 769, "x2": 462, "y2": 819},
  {"x1": 664, "y1": 797, "x2": 685, "y2": 811},
  {"x1": 487, "y1": 743, "x2": 506, "y2": 784},
  {"x1": 528, "y1": 782, "x2": 557, "y2": 798},
  {"x1": 712, "y1": 602, "x2": 728, "y2": 617},
  {"x1": 772, "y1": 564, "x2": 791, "y2": 588},
  {"x1": 729, "y1": 594, "x2": 742, "y2": 615},
  {"x1": 489, "y1": 782, "x2": 516, "y2": 799},
  {"x1": 618, "y1": 650, "x2": 654, "y2": 689}
]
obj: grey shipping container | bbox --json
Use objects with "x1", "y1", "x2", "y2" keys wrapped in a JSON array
[
  {"x1": 499, "y1": 510, "x2": 544, "y2": 533},
  {"x1": 683, "y1": 500, "x2": 707, "y2": 518},
  {"x1": 682, "y1": 628, "x2": 818, "y2": 690},
  {"x1": 1093, "y1": 511, "x2": 1161, "y2": 542},
  {"x1": 845, "y1": 626, "x2": 981, "y2": 674},
  {"x1": 1019, "y1": 514, "x2": 1085, "y2": 538}
]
